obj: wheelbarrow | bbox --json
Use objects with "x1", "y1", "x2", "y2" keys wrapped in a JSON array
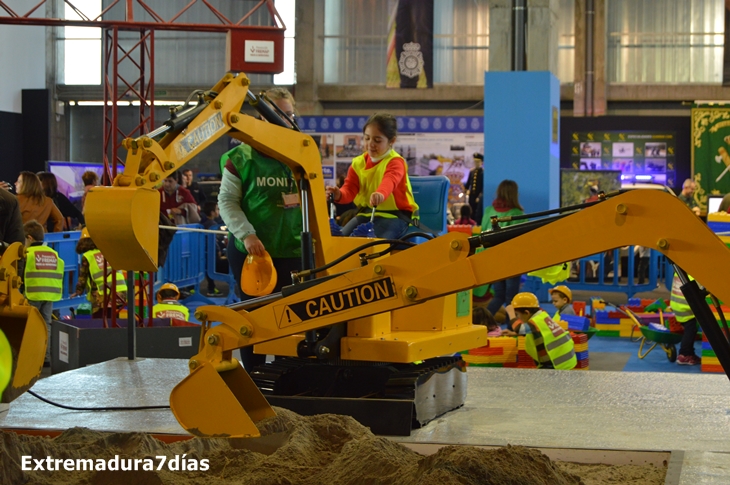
[{"x1": 624, "y1": 306, "x2": 682, "y2": 362}]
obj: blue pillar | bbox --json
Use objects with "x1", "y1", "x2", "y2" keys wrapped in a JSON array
[{"x1": 483, "y1": 71, "x2": 560, "y2": 213}]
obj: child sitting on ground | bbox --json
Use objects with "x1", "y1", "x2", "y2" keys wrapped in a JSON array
[{"x1": 473, "y1": 306, "x2": 503, "y2": 337}]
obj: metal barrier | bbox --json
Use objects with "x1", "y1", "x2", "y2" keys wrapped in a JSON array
[
  {"x1": 43, "y1": 230, "x2": 85, "y2": 310},
  {"x1": 526, "y1": 246, "x2": 667, "y2": 301},
  {"x1": 567, "y1": 246, "x2": 663, "y2": 298},
  {"x1": 157, "y1": 224, "x2": 206, "y2": 293},
  {"x1": 204, "y1": 229, "x2": 239, "y2": 305}
]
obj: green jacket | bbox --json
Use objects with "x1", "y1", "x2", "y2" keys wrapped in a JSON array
[
  {"x1": 221, "y1": 144, "x2": 302, "y2": 258},
  {"x1": 474, "y1": 205, "x2": 525, "y2": 298},
  {"x1": 481, "y1": 205, "x2": 525, "y2": 231}
]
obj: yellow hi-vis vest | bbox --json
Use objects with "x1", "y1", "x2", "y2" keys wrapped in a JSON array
[
  {"x1": 153, "y1": 301, "x2": 190, "y2": 321},
  {"x1": 670, "y1": 273, "x2": 695, "y2": 323},
  {"x1": 24, "y1": 245, "x2": 64, "y2": 302},
  {"x1": 350, "y1": 150, "x2": 419, "y2": 218},
  {"x1": 83, "y1": 249, "x2": 127, "y2": 300},
  {"x1": 524, "y1": 310, "x2": 577, "y2": 370}
]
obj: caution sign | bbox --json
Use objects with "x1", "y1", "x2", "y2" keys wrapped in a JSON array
[{"x1": 277, "y1": 277, "x2": 397, "y2": 328}]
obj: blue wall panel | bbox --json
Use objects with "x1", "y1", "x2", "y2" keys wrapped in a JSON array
[{"x1": 483, "y1": 71, "x2": 560, "y2": 213}]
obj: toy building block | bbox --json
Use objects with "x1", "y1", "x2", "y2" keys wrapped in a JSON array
[
  {"x1": 561, "y1": 314, "x2": 591, "y2": 332},
  {"x1": 644, "y1": 299, "x2": 668, "y2": 313}
]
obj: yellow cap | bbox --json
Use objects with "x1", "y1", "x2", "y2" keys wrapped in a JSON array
[
  {"x1": 548, "y1": 285, "x2": 572, "y2": 303},
  {"x1": 241, "y1": 251, "x2": 277, "y2": 297},
  {"x1": 511, "y1": 292, "x2": 539, "y2": 309},
  {"x1": 80, "y1": 227, "x2": 91, "y2": 239}
]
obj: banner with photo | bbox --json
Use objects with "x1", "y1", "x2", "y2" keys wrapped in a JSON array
[
  {"x1": 386, "y1": 0, "x2": 434, "y2": 88},
  {"x1": 691, "y1": 106, "x2": 730, "y2": 209}
]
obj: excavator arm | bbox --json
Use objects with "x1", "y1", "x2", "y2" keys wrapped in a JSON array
[
  {"x1": 85, "y1": 72, "x2": 334, "y2": 273},
  {"x1": 171, "y1": 189, "x2": 730, "y2": 437}
]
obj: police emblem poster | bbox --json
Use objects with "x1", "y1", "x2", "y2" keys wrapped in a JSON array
[
  {"x1": 300, "y1": 116, "x2": 483, "y2": 204},
  {"x1": 570, "y1": 131, "x2": 677, "y2": 188}
]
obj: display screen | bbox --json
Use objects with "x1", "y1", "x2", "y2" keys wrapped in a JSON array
[
  {"x1": 708, "y1": 195, "x2": 725, "y2": 213},
  {"x1": 570, "y1": 131, "x2": 676, "y2": 188},
  {"x1": 47, "y1": 162, "x2": 122, "y2": 201},
  {"x1": 560, "y1": 169, "x2": 622, "y2": 207}
]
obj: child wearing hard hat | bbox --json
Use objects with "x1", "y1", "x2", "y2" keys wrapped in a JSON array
[
  {"x1": 152, "y1": 283, "x2": 190, "y2": 321},
  {"x1": 69, "y1": 227, "x2": 127, "y2": 315},
  {"x1": 509, "y1": 292, "x2": 577, "y2": 370},
  {"x1": 549, "y1": 285, "x2": 575, "y2": 320}
]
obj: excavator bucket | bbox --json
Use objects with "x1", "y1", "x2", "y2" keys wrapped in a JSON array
[
  {"x1": 0, "y1": 242, "x2": 47, "y2": 403},
  {"x1": 170, "y1": 361, "x2": 276, "y2": 438},
  {"x1": 85, "y1": 186, "x2": 161, "y2": 272},
  {"x1": 0, "y1": 305, "x2": 47, "y2": 403}
]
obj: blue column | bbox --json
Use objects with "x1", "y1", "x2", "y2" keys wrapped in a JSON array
[{"x1": 483, "y1": 71, "x2": 560, "y2": 213}]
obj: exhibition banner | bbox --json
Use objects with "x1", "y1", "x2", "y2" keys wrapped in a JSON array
[
  {"x1": 691, "y1": 106, "x2": 730, "y2": 209},
  {"x1": 386, "y1": 0, "x2": 434, "y2": 88}
]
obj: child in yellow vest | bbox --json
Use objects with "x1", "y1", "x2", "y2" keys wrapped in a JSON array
[
  {"x1": 23, "y1": 220, "x2": 64, "y2": 365},
  {"x1": 152, "y1": 283, "x2": 190, "y2": 321}
]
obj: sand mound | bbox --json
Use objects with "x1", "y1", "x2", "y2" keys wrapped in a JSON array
[{"x1": 0, "y1": 407, "x2": 665, "y2": 485}]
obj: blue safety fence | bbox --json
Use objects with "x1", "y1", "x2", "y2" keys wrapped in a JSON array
[
  {"x1": 204, "y1": 228, "x2": 239, "y2": 305},
  {"x1": 42, "y1": 225, "x2": 235, "y2": 314},
  {"x1": 43, "y1": 230, "x2": 86, "y2": 311},
  {"x1": 525, "y1": 246, "x2": 667, "y2": 301},
  {"x1": 157, "y1": 224, "x2": 206, "y2": 293}
]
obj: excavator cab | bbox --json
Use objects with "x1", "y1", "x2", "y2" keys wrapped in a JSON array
[{"x1": 0, "y1": 242, "x2": 48, "y2": 403}]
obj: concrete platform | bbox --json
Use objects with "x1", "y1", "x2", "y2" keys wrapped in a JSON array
[{"x1": 2, "y1": 359, "x2": 730, "y2": 483}]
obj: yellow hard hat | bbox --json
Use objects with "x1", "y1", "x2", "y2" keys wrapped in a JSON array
[
  {"x1": 511, "y1": 292, "x2": 540, "y2": 309},
  {"x1": 157, "y1": 283, "x2": 180, "y2": 302},
  {"x1": 549, "y1": 285, "x2": 572, "y2": 303},
  {"x1": 241, "y1": 251, "x2": 277, "y2": 297},
  {"x1": 80, "y1": 227, "x2": 91, "y2": 239}
]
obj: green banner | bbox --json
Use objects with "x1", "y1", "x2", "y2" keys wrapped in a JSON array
[{"x1": 691, "y1": 107, "x2": 730, "y2": 210}]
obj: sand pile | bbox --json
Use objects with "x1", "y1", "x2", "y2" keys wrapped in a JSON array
[{"x1": 0, "y1": 408, "x2": 665, "y2": 485}]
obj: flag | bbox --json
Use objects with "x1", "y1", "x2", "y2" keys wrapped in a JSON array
[
  {"x1": 691, "y1": 105, "x2": 730, "y2": 210},
  {"x1": 386, "y1": 0, "x2": 434, "y2": 89}
]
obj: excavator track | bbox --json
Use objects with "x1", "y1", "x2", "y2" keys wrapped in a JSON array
[{"x1": 249, "y1": 356, "x2": 467, "y2": 436}]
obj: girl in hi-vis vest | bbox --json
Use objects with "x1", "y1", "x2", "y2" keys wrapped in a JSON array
[{"x1": 327, "y1": 113, "x2": 419, "y2": 240}]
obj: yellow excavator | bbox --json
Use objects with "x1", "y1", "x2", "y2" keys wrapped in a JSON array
[
  {"x1": 0, "y1": 242, "x2": 48, "y2": 403},
  {"x1": 85, "y1": 72, "x2": 730, "y2": 439}
]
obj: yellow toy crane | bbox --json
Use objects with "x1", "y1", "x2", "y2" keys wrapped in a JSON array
[{"x1": 86, "y1": 72, "x2": 730, "y2": 439}]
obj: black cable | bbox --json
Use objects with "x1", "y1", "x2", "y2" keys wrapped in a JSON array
[
  {"x1": 28, "y1": 390, "x2": 169, "y2": 411},
  {"x1": 300, "y1": 238, "x2": 417, "y2": 277},
  {"x1": 363, "y1": 232, "x2": 433, "y2": 260}
]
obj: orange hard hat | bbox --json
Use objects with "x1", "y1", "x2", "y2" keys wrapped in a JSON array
[
  {"x1": 549, "y1": 285, "x2": 572, "y2": 303},
  {"x1": 241, "y1": 251, "x2": 277, "y2": 297},
  {"x1": 157, "y1": 283, "x2": 180, "y2": 302},
  {"x1": 511, "y1": 292, "x2": 540, "y2": 309},
  {"x1": 80, "y1": 227, "x2": 91, "y2": 239}
]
